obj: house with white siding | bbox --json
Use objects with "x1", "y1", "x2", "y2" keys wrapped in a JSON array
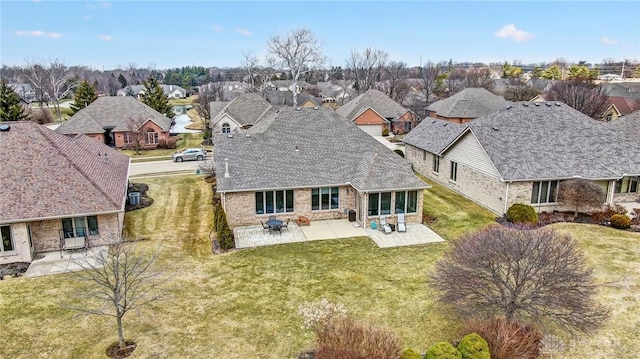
[{"x1": 404, "y1": 102, "x2": 640, "y2": 215}]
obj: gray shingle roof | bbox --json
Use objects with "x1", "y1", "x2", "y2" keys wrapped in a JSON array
[
  {"x1": 57, "y1": 96, "x2": 172, "y2": 134},
  {"x1": 403, "y1": 117, "x2": 468, "y2": 154},
  {"x1": 336, "y1": 89, "x2": 410, "y2": 122},
  {"x1": 407, "y1": 102, "x2": 640, "y2": 181},
  {"x1": 210, "y1": 93, "x2": 271, "y2": 128},
  {"x1": 213, "y1": 107, "x2": 428, "y2": 192},
  {"x1": 427, "y1": 87, "x2": 510, "y2": 119},
  {"x1": 209, "y1": 101, "x2": 229, "y2": 119},
  {"x1": 608, "y1": 110, "x2": 640, "y2": 142},
  {"x1": 0, "y1": 121, "x2": 130, "y2": 223}
]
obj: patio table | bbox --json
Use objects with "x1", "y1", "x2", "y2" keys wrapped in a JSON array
[{"x1": 265, "y1": 219, "x2": 283, "y2": 234}]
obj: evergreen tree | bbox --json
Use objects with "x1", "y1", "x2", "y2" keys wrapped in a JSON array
[
  {"x1": 117, "y1": 73, "x2": 128, "y2": 89},
  {"x1": 140, "y1": 77, "x2": 174, "y2": 119},
  {"x1": 70, "y1": 80, "x2": 98, "y2": 114},
  {"x1": 0, "y1": 81, "x2": 28, "y2": 121}
]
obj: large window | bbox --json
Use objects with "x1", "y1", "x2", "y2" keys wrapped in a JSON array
[
  {"x1": 255, "y1": 190, "x2": 294, "y2": 214},
  {"x1": 531, "y1": 181, "x2": 559, "y2": 204},
  {"x1": 221, "y1": 123, "x2": 231, "y2": 134},
  {"x1": 395, "y1": 191, "x2": 418, "y2": 214},
  {"x1": 433, "y1": 156, "x2": 440, "y2": 173},
  {"x1": 450, "y1": 161, "x2": 458, "y2": 181},
  {"x1": 0, "y1": 226, "x2": 15, "y2": 252},
  {"x1": 368, "y1": 192, "x2": 392, "y2": 216},
  {"x1": 123, "y1": 132, "x2": 134, "y2": 144},
  {"x1": 62, "y1": 216, "x2": 99, "y2": 238},
  {"x1": 615, "y1": 176, "x2": 639, "y2": 194},
  {"x1": 312, "y1": 187, "x2": 339, "y2": 211},
  {"x1": 145, "y1": 129, "x2": 158, "y2": 144}
]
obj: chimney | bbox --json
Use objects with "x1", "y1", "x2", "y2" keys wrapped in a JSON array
[{"x1": 224, "y1": 158, "x2": 230, "y2": 178}]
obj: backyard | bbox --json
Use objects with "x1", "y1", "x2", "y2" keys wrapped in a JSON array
[{"x1": 0, "y1": 176, "x2": 638, "y2": 358}]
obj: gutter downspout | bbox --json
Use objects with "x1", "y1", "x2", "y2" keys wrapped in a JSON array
[{"x1": 503, "y1": 182, "x2": 511, "y2": 214}]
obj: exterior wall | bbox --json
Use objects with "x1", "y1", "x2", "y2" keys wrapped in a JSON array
[
  {"x1": 0, "y1": 223, "x2": 32, "y2": 264},
  {"x1": 361, "y1": 190, "x2": 424, "y2": 228},
  {"x1": 614, "y1": 192, "x2": 639, "y2": 202},
  {"x1": 445, "y1": 132, "x2": 501, "y2": 177},
  {"x1": 432, "y1": 113, "x2": 474, "y2": 124},
  {"x1": 30, "y1": 213, "x2": 122, "y2": 253},
  {"x1": 113, "y1": 120, "x2": 169, "y2": 149},
  {"x1": 392, "y1": 111, "x2": 419, "y2": 134},
  {"x1": 211, "y1": 113, "x2": 241, "y2": 134},
  {"x1": 354, "y1": 108, "x2": 387, "y2": 125}
]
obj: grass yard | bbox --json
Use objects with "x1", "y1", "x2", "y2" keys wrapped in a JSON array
[
  {"x1": 118, "y1": 133, "x2": 210, "y2": 158},
  {"x1": 168, "y1": 96, "x2": 197, "y2": 106},
  {"x1": 0, "y1": 177, "x2": 638, "y2": 358}
]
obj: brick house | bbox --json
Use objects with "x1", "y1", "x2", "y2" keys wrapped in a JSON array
[
  {"x1": 427, "y1": 87, "x2": 511, "y2": 124},
  {"x1": 213, "y1": 107, "x2": 428, "y2": 229},
  {"x1": 336, "y1": 89, "x2": 419, "y2": 136},
  {"x1": 57, "y1": 96, "x2": 173, "y2": 149},
  {"x1": 0, "y1": 121, "x2": 130, "y2": 264},
  {"x1": 404, "y1": 102, "x2": 640, "y2": 215}
]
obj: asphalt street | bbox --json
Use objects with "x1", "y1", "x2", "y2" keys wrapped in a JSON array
[{"x1": 129, "y1": 159, "x2": 206, "y2": 176}]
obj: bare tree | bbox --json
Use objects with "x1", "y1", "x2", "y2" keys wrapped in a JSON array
[
  {"x1": 66, "y1": 234, "x2": 165, "y2": 352},
  {"x1": 465, "y1": 67, "x2": 495, "y2": 90},
  {"x1": 125, "y1": 116, "x2": 149, "y2": 155},
  {"x1": 255, "y1": 56, "x2": 278, "y2": 98},
  {"x1": 544, "y1": 81, "x2": 610, "y2": 120},
  {"x1": 382, "y1": 61, "x2": 408, "y2": 101},
  {"x1": 194, "y1": 84, "x2": 223, "y2": 133},
  {"x1": 346, "y1": 47, "x2": 389, "y2": 94},
  {"x1": 267, "y1": 28, "x2": 324, "y2": 107},
  {"x1": 503, "y1": 78, "x2": 541, "y2": 101},
  {"x1": 430, "y1": 226, "x2": 609, "y2": 334},
  {"x1": 557, "y1": 179, "x2": 606, "y2": 216},
  {"x1": 421, "y1": 61, "x2": 443, "y2": 107},
  {"x1": 23, "y1": 59, "x2": 78, "y2": 120},
  {"x1": 241, "y1": 52, "x2": 259, "y2": 91}
]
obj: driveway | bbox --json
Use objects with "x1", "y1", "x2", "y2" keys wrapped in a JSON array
[
  {"x1": 129, "y1": 159, "x2": 206, "y2": 176},
  {"x1": 373, "y1": 136, "x2": 403, "y2": 151}
]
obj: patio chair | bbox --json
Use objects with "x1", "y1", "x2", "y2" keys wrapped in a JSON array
[
  {"x1": 379, "y1": 215, "x2": 392, "y2": 234},
  {"x1": 280, "y1": 218, "x2": 290, "y2": 231},
  {"x1": 397, "y1": 213, "x2": 407, "y2": 232},
  {"x1": 260, "y1": 221, "x2": 270, "y2": 233},
  {"x1": 268, "y1": 215, "x2": 276, "y2": 221}
]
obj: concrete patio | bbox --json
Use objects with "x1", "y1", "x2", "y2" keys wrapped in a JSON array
[
  {"x1": 24, "y1": 246, "x2": 108, "y2": 277},
  {"x1": 234, "y1": 219, "x2": 445, "y2": 249}
]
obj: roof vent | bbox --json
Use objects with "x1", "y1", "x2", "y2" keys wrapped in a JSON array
[
  {"x1": 245, "y1": 134, "x2": 251, "y2": 138},
  {"x1": 506, "y1": 105, "x2": 512, "y2": 110},
  {"x1": 534, "y1": 102, "x2": 540, "y2": 106},
  {"x1": 492, "y1": 126, "x2": 499, "y2": 131},
  {"x1": 523, "y1": 102, "x2": 529, "y2": 107},
  {"x1": 314, "y1": 106, "x2": 319, "y2": 110},
  {"x1": 224, "y1": 158, "x2": 230, "y2": 178},
  {"x1": 296, "y1": 107, "x2": 301, "y2": 111},
  {"x1": 295, "y1": 145, "x2": 299, "y2": 152},
  {"x1": 431, "y1": 120, "x2": 436, "y2": 123},
  {"x1": 545, "y1": 102, "x2": 552, "y2": 107},
  {"x1": 227, "y1": 134, "x2": 233, "y2": 138},
  {"x1": 555, "y1": 102, "x2": 561, "y2": 106},
  {"x1": 443, "y1": 123, "x2": 448, "y2": 127},
  {"x1": 0, "y1": 124, "x2": 9, "y2": 132}
]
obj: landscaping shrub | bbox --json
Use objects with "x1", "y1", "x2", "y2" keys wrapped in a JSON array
[
  {"x1": 465, "y1": 318, "x2": 542, "y2": 359},
  {"x1": 610, "y1": 214, "x2": 631, "y2": 230},
  {"x1": 394, "y1": 149, "x2": 405, "y2": 158},
  {"x1": 213, "y1": 203, "x2": 234, "y2": 250},
  {"x1": 457, "y1": 333, "x2": 490, "y2": 359},
  {"x1": 166, "y1": 136, "x2": 177, "y2": 149},
  {"x1": 591, "y1": 204, "x2": 627, "y2": 224},
  {"x1": 315, "y1": 316, "x2": 402, "y2": 359},
  {"x1": 401, "y1": 348, "x2": 423, "y2": 359},
  {"x1": 425, "y1": 342, "x2": 461, "y2": 359},
  {"x1": 298, "y1": 298, "x2": 347, "y2": 332},
  {"x1": 382, "y1": 128, "x2": 390, "y2": 136},
  {"x1": 157, "y1": 138, "x2": 167, "y2": 149},
  {"x1": 506, "y1": 203, "x2": 538, "y2": 225}
]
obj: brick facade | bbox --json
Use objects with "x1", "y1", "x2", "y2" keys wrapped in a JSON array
[
  {"x1": 354, "y1": 108, "x2": 387, "y2": 125},
  {"x1": 392, "y1": 111, "x2": 419, "y2": 134},
  {"x1": 113, "y1": 120, "x2": 169, "y2": 149}
]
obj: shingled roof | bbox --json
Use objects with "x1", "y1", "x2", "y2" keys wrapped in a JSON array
[
  {"x1": 427, "y1": 87, "x2": 510, "y2": 119},
  {"x1": 403, "y1": 117, "x2": 468, "y2": 154},
  {"x1": 336, "y1": 89, "x2": 410, "y2": 122},
  {"x1": 209, "y1": 93, "x2": 272, "y2": 128},
  {"x1": 406, "y1": 102, "x2": 640, "y2": 181},
  {"x1": 0, "y1": 121, "x2": 130, "y2": 223},
  {"x1": 213, "y1": 107, "x2": 427, "y2": 193},
  {"x1": 608, "y1": 110, "x2": 640, "y2": 142},
  {"x1": 57, "y1": 96, "x2": 172, "y2": 135}
]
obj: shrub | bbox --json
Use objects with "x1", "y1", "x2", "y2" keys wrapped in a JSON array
[
  {"x1": 506, "y1": 203, "x2": 538, "y2": 225},
  {"x1": 401, "y1": 348, "x2": 423, "y2": 359},
  {"x1": 298, "y1": 298, "x2": 347, "y2": 332},
  {"x1": 425, "y1": 342, "x2": 461, "y2": 359},
  {"x1": 556, "y1": 179, "x2": 605, "y2": 216},
  {"x1": 610, "y1": 214, "x2": 631, "y2": 229},
  {"x1": 213, "y1": 203, "x2": 235, "y2": 250},
  {"x1": 465, "y1": 318, "x2": 542, "y2": 359},
  {"x1": 382, "y1": 128, "x2": 390, "y2": 136},
  {"x1": 315, "y1": 316, "x2": 402, "y2": 359},
  {"x1": 591, "y1": 203, "x2": 627, "y2": 224},
  {"x1": 166, "y1": 137, "x2": 177, "y2": 149},
  {"x1": 157, "y1": 138, "x2": 167, "y2": 149},
  {"x1": 457, "y1": 333, "x2": 490, "y2": 359},
  {"x1": 394, "y1": 149, "x2": 405, "y2": 158}
]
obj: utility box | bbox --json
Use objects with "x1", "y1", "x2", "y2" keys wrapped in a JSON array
[
  {"x1": 128, "y1": 192, "x2": 141, "y2": 205},
  {"x1": 348, "y1": 210, "x2": 356, "y2": 222}
]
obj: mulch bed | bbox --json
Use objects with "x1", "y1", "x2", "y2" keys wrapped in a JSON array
[
  {"x1": 497, "y1": 210, "x2": 640, "y2": 232},
  {"x1": 125, "y1": 183, "x2": 154, "y2": 212},
  {"x1": 105, "y1": 341, "x2": 137, "y2": 358},
  {"x1": 0, "y1": 262, "x2": 29, "y2": 279}
]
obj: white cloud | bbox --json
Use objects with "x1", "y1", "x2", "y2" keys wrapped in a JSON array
[
  {"x1": 494, "y1": 24, "x2": 534, "y2": 42},
  {"x1": 97, "y1": 34, "x2": 112, "y2": 41},
  {"x1": 15, "y1": 30, "x2": 61, "y2": 39},
  {"x1": 601, "y1": 36, "x2": 619, "y2": 46},
  {"x1": 213, "y1": 24, "x2": 224, "y2": 32},
  {"x1": 234, "y1": 28, "x2": 251, "y2": 36}
]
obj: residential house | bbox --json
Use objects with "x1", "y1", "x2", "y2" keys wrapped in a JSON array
[
  {"x1": 601, "y1": 81, "x2": 640, "y2": 99},
  {"x1": 7, "y1": 83, "x2": 37, "y2": 103},
  {"x1": 336, "y1": 89, "x2": 419, "y2": 136},
  {"x1": 117, "y1": 84, "x2": 187, "y2": 99},
  {"x1": 209, "y1": 93, "x2": 274, "y2": 134},
  {"x1": 264, "y1": 91, "x2": 323, "y2": 107},
  {"x1": 265, "y1": 80, "x2": 309, "y2": 93},
  {"x1": 608, "y1": 109, "x2": 640, "y2": 142},
  {"x1": 426, "y1": 87, "x2": 511, "y2": 123},
  {"x1": 404, "y1": 102, "x2": 640, "y2": 215},
  {"x1": 199, "y1": 81, "x2": 252, "y2": 101},
  {"x1": 213, "y1": 107, "x2": 428, "y2": 228},
  {"x1": 56, "y1": 96, "x2": 173, "y2": 149},
  {"x1": 0, "y1": 121, "x2": 130, "y2": 264},
  {"x1": 316, "y1": 81, "x2": 354, "y2": 105},
  {"x1": 603, "y1": 96, "x2": 640, "y2": 121}
]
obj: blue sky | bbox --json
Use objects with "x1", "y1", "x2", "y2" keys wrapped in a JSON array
[{"x1": 1, "y1": 1, "x2": 639, "y2": 70}]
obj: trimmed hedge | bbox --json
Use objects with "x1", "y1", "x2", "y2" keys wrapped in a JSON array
[
  {"x1": 425, "y1": 342, "x2": 462, "y2": 359},
  {"x1": 457, "y1": 333, "x2": 490, "y2": 359},
  {"x1": 610, "y1": 214, "x2": 631, "y2": 229},
  {"x1": 401, "y1": 348, "x2": 423, "y2": 359},
  {"x1": 506, "y1": 203, "x2": 538, "y2": 226}
]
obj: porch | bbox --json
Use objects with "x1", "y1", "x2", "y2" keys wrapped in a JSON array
[
  {"x1": 233, "y1": 219, "x2": 444, "y2": 249},
  {"x1": 24, "y1": 246, "x2": 108, "y2": 278}
]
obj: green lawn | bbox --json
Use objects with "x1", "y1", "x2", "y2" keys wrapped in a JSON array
[
  {"x1": 0, "y1": 176, "x2": 638, "y2": 358},
  {"x1": 119, "y1": 133, "x2": 211, "y2": 158}
]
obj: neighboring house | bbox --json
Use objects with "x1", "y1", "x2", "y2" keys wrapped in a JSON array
[
  {"x1": 603, "y1": 96, "x2": 640, "y2": 121},
  {"x1": 264, "y1": 91, "x2": 323, "y2": 107},
  {"x1": 209, "y1": 93, "x2": 274, "y2": 134},
  {"x1": 601, "y1": 81, "x2": 640, "y2": 99},
  {"x1": 336, "y1": 89, "x2": 419, "y2": 136},
  {"x1": 213, "y1": 107, "x2": 428, "y2": 228},
  {"x1": 0, "y1": 121, "x2": 130, "y2": 264},
  {"x1": 317, "y1": 81, "x2": 354, "y2": 104},
  {"x1": 117, "y1": 84, "x2": 186, "y2": 98},
  {"x1": 199, "y1": 81, "x2": 252, "y2": 101},
  {"x1": 265, "y1": 80, "x2": 309, "y2": 93},
  {"x1": 426, "y1": 87, "x2": 511, "y2": 123},
  {"x1": 608, "y1": 109, "x2": 640, "y2": 143},
  {"x1": 7, "y1": 83, "x2": 36, "y2": 103},
  {"x1": 404, "y1": 102, "x2": 640, "y2": 215},
  {"x1": 56, "y1": 96, "x2": 173, "y2": 149}
]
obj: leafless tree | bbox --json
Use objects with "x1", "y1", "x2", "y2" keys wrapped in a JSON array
[
  {"x1": 503, "y1": 78, "x2": 541, "y2": 101},
  {"x1": 544, "y1": 81, "x2": 610, "y2": 120},
  {"x1": 421, "y1": 61, "x2": 443, "y2": 106},
  {"x1": 430, "y1": 226, "x2": 609, "y2": 334},
  {"x1": 23, "y1": 59, "x2": 78, "y2": 120},
  {"x1": 65, "y1": 233, "x2": 166, "y2": 351},
  {"x1": 125, "y1": 116, "x2": 149, "y2": 155},
  {"x1": 267, "y1": 28, "x2": 324, "y2": 107},
  {"x1": 557, "y1": 179, "x2": 606, "y2": 216},
  {"x1": 346, "y1": 47, "x2": 389, "y2": 95},
  {"x1": 241, "y1": 52, "x2": 259, "y2": 91},
  {"x1": 465, "y1": 67, "x2": 495, "y2": 90},
  {"x1": 444, "y1": 67, "x2": 467, "y2": 96},
  {"x1": 382, "y1": 61, "x2": 408, "y2": 101},
  {"x1": 255, "y1": 56, "x2": 278, "y2": 97},
  {"x1": 194, "y1": 84, "x2": 223, "y2": 133}
]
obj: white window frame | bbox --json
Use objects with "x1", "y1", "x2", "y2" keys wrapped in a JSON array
[
  {"x1": 531, "y1": 180, "x2": 559, "y2": 204},
  {"x1": 368, "y1": 192, "x2": 392, "y2": 216},
  {"x1": 450, "y1": 161, "x2": 458, "y2": 182},
  {"x1": 145, "y1": 129, "x2": 158, "y2": 144},
  {"x1": 221, "y1": 123, "x2": 231, "y2": 134},
  {"x1": 311, "y1": 187, "x2": 339, "y2": 211},
  {"x1": 614, "y1": 176, "x2": 639, "y2": 194},
  {"x1": 0, "y1": 225, "x2": 15, "y2": 253},
  {"x1": 255, "y1": 190, "x2": 294, "y2": 215},
  {"x1": 433, "y1": 156, "x2": 440, "y2": 173},
  {"x1": 394, "y1": 190, "x2": 418, "y2": 214},
  {"x1": 62, "y1": 216, "x2": 99, "y2": 238}
]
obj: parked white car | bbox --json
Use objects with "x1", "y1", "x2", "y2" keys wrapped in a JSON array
[{"x1": 172, "y1": 148, "x2": 207, "y2": 162}]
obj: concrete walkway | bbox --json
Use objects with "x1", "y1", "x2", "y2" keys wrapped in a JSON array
[
  {"x1": 24, "y1": 246, "x2": 107, "y2": 277},
  {"x1": 234, "y1": 219, "x2": 444, "y2": 249}
]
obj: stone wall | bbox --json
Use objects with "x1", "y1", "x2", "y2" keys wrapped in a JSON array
[{"x1": 0, "y1": 223, "x2": 32, "y2": 264}]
